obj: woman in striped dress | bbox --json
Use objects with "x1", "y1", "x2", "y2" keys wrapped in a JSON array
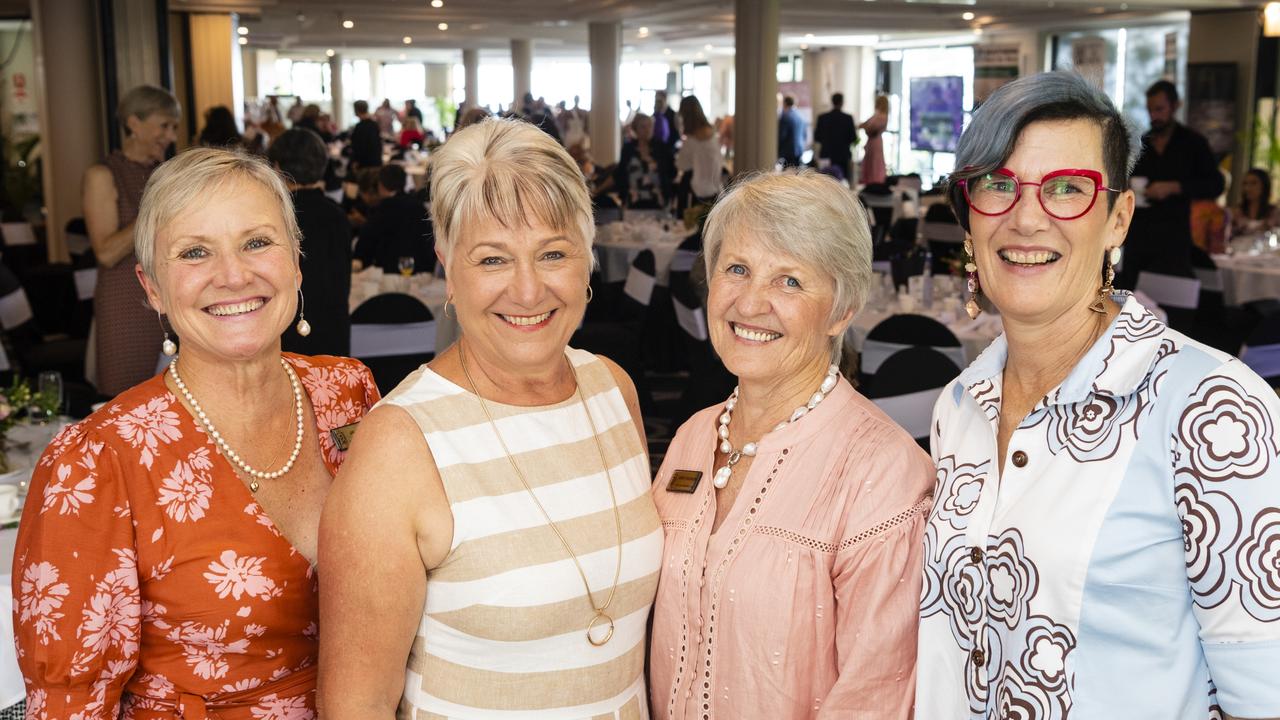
[{"x1": 318, "y1": 118, "x2": 662, "y2": 719}]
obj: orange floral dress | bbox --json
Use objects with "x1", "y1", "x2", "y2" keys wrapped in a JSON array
[{"x1": 12, "y1": 354, "x2": 380, "y2": 719}]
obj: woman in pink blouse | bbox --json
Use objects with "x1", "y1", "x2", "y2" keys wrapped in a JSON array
[{"x1": 649, "y1": 170, "x2": 933, "y2": 719}]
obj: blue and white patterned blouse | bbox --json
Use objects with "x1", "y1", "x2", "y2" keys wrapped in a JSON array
[{"x1": 917, "y1": 293, "x2": 1280, "y2": 719}]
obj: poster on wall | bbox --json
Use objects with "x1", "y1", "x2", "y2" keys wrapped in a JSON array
[
  {"x1": 1187, "y1": 62, "x2": 1236, "y2": 160},
  {"x1": 909, "y1": 76, "x2": 963, "y2": 153},
  {"x1": 974, "y1": 45, "x2": 1020, "y2": 105},
  {"x1": 1072, "y1": 37, "x2": 1108, "y2": 91}
]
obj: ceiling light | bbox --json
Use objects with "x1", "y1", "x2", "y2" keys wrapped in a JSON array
[
  {"x1": 800, "y1": 43, "x2": 809, "y2": 50},
  {"x1": 399, "y1": 53, "x2": 407, "y2": 60},
  {"x1": 431, "y1": 0, "x2": 443, "y2": 6},
  {"x1": 342, "y1": 19, "x2": 354, "y2": 29},
  {"x1": 638, "y1": 26, "x2": 649, "y2": 37},
  {"x1": 663, "y1": 48, "x2": 672, "y2": 55},
  {"x1": 403, "y1": 36, "x2": 412, "y2": 44},
  {"x1": 704, "y1": 43, "x2": 713, "y2": 51},
  {"x1": 237, "y1": 26, "x2": 249, "y2": 35},
  {"x1": 238, "y1": 36, "x2": 247, "y2": 45},
  {"x1": 1267, "y1": 2, "x2": 1280, "y2": 37},
  {"x1": 962, "y1": 11, "x2": 975, "y2": 20},
  {"x1": 804, "y1": 33, "x2": 814, "y2": 39},
  {"x1": 325, "y1": 48, "x2": 335, "y2": 57},
  {"x1": 438, "y1": 22, "x2": 449, "y2": 30},
  {"x1": 696, "y1": 52, "x2": 704, "y2": 59}
]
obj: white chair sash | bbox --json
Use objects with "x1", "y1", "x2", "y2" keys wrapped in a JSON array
[
  {"x1": 872, "y1": 387, "x2": 944, "y2": 440},
  {"x1": 74, "y1": 268, "x2": 98, "y2": 301},
  {"x1": 0, "y1": 289, "x2": 32, "y2": 330},
  {"x1": 1, "y1": 223, "x2": 35, "y2": 247},
  {"x1": 324, "y1": 188, "x2": 344, "y2": 204},
  {"x1": 1242, "y1": 343, "x2": 1280, "y2": 379},
  {"x1": 623, "y1": 268, "x2": 656, "y2": 306},
  {"x1": 922, "y1": 221, "x2": 965, "y2": 243},
  {"x1": 871, "y1": 260, "x2": 892, "y2": 274},
  {"x1": 672, "y1": 297, "x2": 708, "y2": 341},
  {"x1": 670, "y1": 249, "x2": 698, "y2": 273},
  {"x1": 861, "y1": 338, "x2": 966, "y2": 376},
  {"x1": 351, "y1": 321, "x2": 436, "y2": 358},
  {"x1": 1194, "y1": 266, "x2": 1223, "y2": 293},
  {"x1": 1137, "y1": 272, "x2": 1201, "y2": 310}
]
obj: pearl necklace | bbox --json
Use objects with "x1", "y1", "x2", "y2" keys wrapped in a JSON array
[
  {"x1": 168, "y1": 357, "x2": 305, "y2": 493},
  {"x1": 714, "y1": 364, "x2": 840, "y2": 489}
]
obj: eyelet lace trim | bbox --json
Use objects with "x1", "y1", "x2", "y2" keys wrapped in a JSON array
[
  {"x1": 663, "y1": 518, "x2": 690, "y2": 531},
  {"x1": 750, "y1": 495, "x2": 933, "y2": 553}
]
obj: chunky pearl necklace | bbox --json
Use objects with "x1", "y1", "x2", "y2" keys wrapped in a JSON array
[
  {"x1": 714, "y1": 364, "x2": 840, "y2": 489},
  {"x1": 168, "y1": 357, "x2": 305, "y2": 493}
]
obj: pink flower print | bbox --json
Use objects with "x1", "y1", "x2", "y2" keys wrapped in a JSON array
[
  {"x1": 220, "y1": 677, "x2": 264, "y2": 693},
  {"x1": 156, "y1": 458, "x2": 214, "y2": 522},
  {"x1": 245, "y1": 503, "x2": 283, "y2": 537},
  {"x1": 78, "y1": 583, "x2": 140, "y2": 658},
  {"x1": 167, "y1": 621, "x2": 251, "y2": 680},
  {"x1": 19, "y1": 561, "x2": 70, "y2": 644},
  {"x1": 137, "y1": 672, "x2": 175, "y2": 698},
  {"x1": 26, "y1": 688, "x2": 47, "y2": 719},
  {"x1": 41, "y1": 462, "x2": 97, "y2": 516},
  {"x1": 300, "y1": 368, "x2": 342, "y2": 407},
  {"x1": 141, "y1": 600, "x2": 170, "y2": 631},
  {"x1": 251, "y1": 692, "x2": 315, "y2": 720},
  {"x1": 244, "y1": 623, "x2": 267, "y2": 637},
  {"x1": 113, "y1": 396, "x2": 182, "y2": 469},
  {"x1": 204, "y1": 550, "x2": 279, "y2": 601},
  {"x1": 39, "y1": 422, "x2": 86, "y2": 467}
]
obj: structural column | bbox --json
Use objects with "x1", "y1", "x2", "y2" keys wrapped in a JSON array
[
  {"x1": 463, "y1": 48, "x2": 479, "y2": 108},
  {"x1": 511, "y1": 38, "x2": 532, "y2": 109},
  {"x1": 370, "y1": 60, "x2": 382, "y2": 103},
  {"x1": 734, "y1": 0, "x2": 780, "y2": 174},
  {"x1": 588, "y1": 21, "x2": 620, "y2": 165},
  {"x1": 189, "y1": 14, "x2": 244, "y2": 129},
  {"x1": 32, "y1": 0, "x2": 103, "y2": 262},
  {"x1": 328, "y1": 52, "x2": 344, "y2": 129}
]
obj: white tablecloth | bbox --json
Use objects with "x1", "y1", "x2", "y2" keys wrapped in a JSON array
[
  {"x1": 348, "y1": 269, "x2": 459, "y2": 354},
  {"x1": 594, "y1": 221, "x2": 687, "y2": 285},
  {"x1": 1212, "y1": 252, "x2": 1280, "y2": 306}
]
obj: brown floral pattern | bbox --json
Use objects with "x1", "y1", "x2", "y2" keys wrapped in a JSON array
[
  {"x1": 1174, "y1": 375, "x2": 1277, "y2": 482},
  {"x1": 1236, "y1": 508, "x2": 1280, "y2": 622},
  {"x1": 1175, "y1": 477, "x2": 1242, "y2": 610}
]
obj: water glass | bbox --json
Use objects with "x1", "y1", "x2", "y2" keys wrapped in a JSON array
[
  {"x1": 36, "y1": 370, "x2": 62, "y2": 422},
  {"x1": 398, "y1": 256, "x2": 416, "y2": 277}
]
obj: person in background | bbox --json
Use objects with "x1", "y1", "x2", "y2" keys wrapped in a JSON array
[
  {"x1": 653, "y1": 90, "x2": 679, "y2": 151},
  {"x1": 344, "y1": 167, "x2": 384, "y2": 231},
  {"x1": 287, "y1": 96, "x2": 305, "y2": 125},
  {"x1": 16, "y1": 147, "x2": 379, "y2": 719},
  {"x1": 859, "y1": 95, "x2": 890, "y2": 186},
  {"x1": 83, "y1": 84, "x2": 180, "y2": 396},
  {"x1": 616, "y1": 113, "x2": 674, "y2": 209},
  {"x1": 1119, "y1": 79, "x2": 1224, "y2": 288},
  {"x1": 399, "y1": 116, "x2": 426, "y2": 149},
  {"x1": 262, "y1": 94, "x2": 283, "y2": 125},
  {"x1": 675, "y1": 95, "x2": 723, "y2": 205},
  {"x1": 1230, "y1": 167, "x2": 1280, "y2": 238},
  {"x1": 778, "y1": 95, "x2": 806, "y2": 168},
  {"x1": 353, "y1": 164, "x2": 434, "y2": 275},
  {"x1": 374, "y1": 98, "x2": 397, "y2": 136},
  {"x1": 559, "y1": 94, "x2": 590, "y2": 150},
  {"x1": 457, "y1": 105, "x2": 491, "y2": 132},
  {"x1": 403, "y1": 98, "x2": 424, "y2": 126},
  {"x1": 269, "y1": 128, "x2": 353, "y2": 357},
  {"x1": 349, "y1": 99, "x2": 383, "y2": 171},
  {"x1": 197, "y1": 105, "x2": 243, "y2": 148},
  {"x1": 814, "y1": 93, "x2": 857, "y2": 183}
]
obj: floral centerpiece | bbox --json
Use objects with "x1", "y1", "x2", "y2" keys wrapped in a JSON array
[{"x1": 0, "y1": 377, "x2": 60, "y2": 473}]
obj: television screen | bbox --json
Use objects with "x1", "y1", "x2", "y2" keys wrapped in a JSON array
[{"x1": 909, "y1": 76, "x2": 964, "y2": 153}]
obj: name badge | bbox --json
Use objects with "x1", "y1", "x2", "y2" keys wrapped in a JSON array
[
  {"x1": 330, "y1": 422, "x2": 360, "y2": 452},
  {"x1": 666, "y1": 470, "x2": 703, "y2": 493}
]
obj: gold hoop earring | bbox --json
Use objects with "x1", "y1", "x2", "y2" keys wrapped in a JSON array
[
  {"x1": 444, "y1": 295, "x2": 454, "y2": 319},
  {"x1": 586, "y1": 286, "x2": 594, "y2": 303}
]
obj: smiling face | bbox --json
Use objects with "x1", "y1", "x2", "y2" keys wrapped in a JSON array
[
  {"x1": 138, "y1": 175, "x2": 300, "y2": 364},
  {"x1": 126, "y1": 112, "x2": 180, "y2": 163},
  {"x1": 966, "y1": 118, "x2": 1134, "y2": 325},
  {"x1": 446, "y1": 217, "x2": 590, "y2": 377},
  {"x1": 706, "y1": 229, "x2": 851, "y2": 386}
]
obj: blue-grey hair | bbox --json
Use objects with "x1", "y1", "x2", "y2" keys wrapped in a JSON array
[{"x1": 948, "y1": 71, "x2": 1140, "y2": 232}]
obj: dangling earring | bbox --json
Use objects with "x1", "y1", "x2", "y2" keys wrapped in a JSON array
[
  {"x1": 295, "y1": 288, "x2": 312, "y2": 337},
  {"x1": 158, "y1": 312, "x2": 177, "y2": 356},
  {"x1": 1091, "y1": 247, "x2": 1120, "y2": 313},
  {"x1": 586, "y1": 285, "x2": 594, "y2": 303},
  {"x1": 443, "y1": 295, "x2": 454, "y2": 319},
  {"x1": 963, "y1": 237, "x2": 982, "y2": 319}
]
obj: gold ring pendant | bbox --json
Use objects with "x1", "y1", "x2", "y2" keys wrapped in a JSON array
[{"x1": 586, "y1": 610, "x2": 615, "y2": 646}]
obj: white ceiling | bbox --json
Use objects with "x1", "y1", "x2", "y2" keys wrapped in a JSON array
[{"x1": 194, "y1": 0, "x2": 1266, "y2": 63}]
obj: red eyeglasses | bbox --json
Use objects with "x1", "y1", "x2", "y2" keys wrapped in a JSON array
[{"x1": 959, "y1": 168, "x2": 1123, "y2": 220}]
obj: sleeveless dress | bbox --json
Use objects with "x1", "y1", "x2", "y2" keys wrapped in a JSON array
[
  {"x1": 380, "y1": 348, "x2": 662, "y2": 719},
  {"x1": 95, "y1": 150, "x2": 164, "y2": 396}
]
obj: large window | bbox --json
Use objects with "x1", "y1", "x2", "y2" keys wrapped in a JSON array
[
  {"x1": 273, "y1": 59, "x2": 331, "y2": 101},
  {"x1": 341, "y1": 59, "x2": 372, "y2": 107},
  {"x1": 620, "y1": 62, "x2": 672, "y2": 123},
  {"x1": 877, "y1": 45, "x2": 975, "y2": 187}
]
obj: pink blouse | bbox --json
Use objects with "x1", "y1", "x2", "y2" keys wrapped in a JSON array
[{"x1": 649, "y1": 378, "x2": 933, "y2": 719}]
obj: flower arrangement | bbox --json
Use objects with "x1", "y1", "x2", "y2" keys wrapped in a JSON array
[{"x1": 0, "y1": 377, "x2": 59, "y2": 473}]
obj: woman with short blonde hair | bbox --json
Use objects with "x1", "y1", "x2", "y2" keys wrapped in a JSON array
[{"x1": 320, "y1": 118, "x2": 661, "y2": 718}]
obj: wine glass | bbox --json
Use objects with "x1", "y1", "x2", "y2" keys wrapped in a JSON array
[
  {"x1": 35, "y1": 371, "x2": 62, "y2": 423},
  {"x1": 398, "y1": 256, "x2": 415, "y2": 277}
]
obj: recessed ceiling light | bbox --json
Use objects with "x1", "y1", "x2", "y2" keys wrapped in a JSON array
[
  {"x1": 325, "y1": 48, "x2": 335, "y2": 57},
  {"x1": 638, "y1": 26, "x2": 650, "y2": 37},
  {"x1": 961, "y1": 11, "x2": 975, "y2": 20},
  {"x1": 403, "y1": 36, "x2": 412, "y2": 44},
  {"x1": 704, "y1": 43, "x2": 713, "y2": 51},
  {"x1": 238, "y1": 36, "x2": 247, "y2": 45},
  {"x1": 237, "y1": 26, "x2": 249, "y2": 35},
  {"x1": 343, "y1": 19, "x2": 355, "y2": 29},
  {"x1": 804, "y1": 33, "x2": 814, "y2": 39},
  {"x1": 431, "y1": 0, "x2": 443, "y2": 6},
  {"x1": 438, "y1": 22, "x2": 449, "y2": 30}
]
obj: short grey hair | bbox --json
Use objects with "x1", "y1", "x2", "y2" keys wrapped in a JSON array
[
  {"x1": 135, "y1": 147, "x2": 301, "y2": 280},
  {"x1": 703, "y1": 169, "x2": 872, "y2": 363},
  {"x1": 118, "y1": 85, "x2": 180, "y2": 137},
  {"x1": 429, "y1": 117, "x2": 594, "y2": 267},
  {"x1": 948, "y1": 70, "x2": 1140, "y2": 232}
]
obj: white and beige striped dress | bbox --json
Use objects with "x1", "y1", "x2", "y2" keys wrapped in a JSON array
[{"x1": 382, "y1": 348, "x2": 662, "y2": 720}]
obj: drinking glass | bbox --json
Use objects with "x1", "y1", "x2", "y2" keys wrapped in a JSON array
[
  {"x1": 398, "y1": 256, "x2": 415, "y2": 277},
  {"x1": 36, "y1": 370, "x2": 62, "y2": 423}
]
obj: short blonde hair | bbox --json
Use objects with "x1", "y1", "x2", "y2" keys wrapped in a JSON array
[
  {"x1": 135, "y1": 147, "x2": 301, "y2": 280},
  {"x1": 118, "y1": 85, "x2": 180, "y2": 137},
  {"x1": 703, "y1": 170, "x2": 872, "y2": 362},
  {"x1": 429, "y1": 117, "x2": 593, "y2": 266}
]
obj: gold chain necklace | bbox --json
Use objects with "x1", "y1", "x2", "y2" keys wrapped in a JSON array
[{"x1": 457, "y1": 341, "x2": 624, "y2": 646}]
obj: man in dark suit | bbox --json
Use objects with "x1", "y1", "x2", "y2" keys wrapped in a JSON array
[
  {"x1": 349, "y1": 99, "x2": 383, "y2": 171},
  {"x1": 777, "y1": 95, "x2": 807, "y2": 168},
  {"x1": 268, "y1": 128, "x2": 353, "y2": 356},
  {"x1": 814, "y1": 93, "x2": 857, "y2": 182},
  {"x1": 354, "y1": 164, "x2": 436, "y2": 276}
]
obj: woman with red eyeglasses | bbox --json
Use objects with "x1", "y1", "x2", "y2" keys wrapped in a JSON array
[{"x1": 917, "y1": 71, "x2": 1280, "y2": 720}]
